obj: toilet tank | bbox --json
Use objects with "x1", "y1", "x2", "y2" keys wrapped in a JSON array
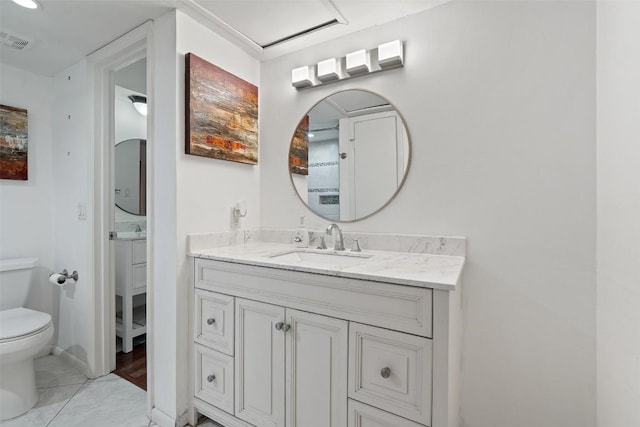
[{"x1": 0, "y1": 258, "x2": 39, "y2": 311}]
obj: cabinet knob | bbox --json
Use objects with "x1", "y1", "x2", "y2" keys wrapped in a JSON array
[
  {"x1": 380, "y1": 367, "x2": 391, "y2": 379},
  {"x1": 207, "y1": 318, "x2": 216, "y2": 325},
  {"x1": 207, "y1": 374, "x2": 216, "y2": 383},
  {"x1": 282, "y1": 324, "x2": 291, "y2": 332},
  {"x1": 275, "y1": 322, "x2": 284, "y2": 331}
]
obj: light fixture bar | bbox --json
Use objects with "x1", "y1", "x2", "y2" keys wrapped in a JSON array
[{"x1": 291, "y1": 40, "x2": 404, "y2": 90}]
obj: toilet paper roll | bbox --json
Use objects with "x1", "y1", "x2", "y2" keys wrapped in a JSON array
[{"x1": 49, "y1": 273, "x2": 66, "y2": 287}]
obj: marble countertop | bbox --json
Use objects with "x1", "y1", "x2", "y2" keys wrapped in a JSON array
[
  {"x1": 114, "y1": 231, "x2": 146, "y2": 240},
  {"x1": 190, "y1": 242, "x2": 465, "y2": 291}
]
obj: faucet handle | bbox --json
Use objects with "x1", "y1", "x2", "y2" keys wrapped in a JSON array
[{"x1": 352, "y1": 238, "x2": 362, "y2": 252}]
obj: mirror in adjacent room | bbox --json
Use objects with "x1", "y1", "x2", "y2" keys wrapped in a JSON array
[
  {"x1": 114, "y1": 138, "x2": 147, "y2": 215},
  {"x1": 289, "y1": 89, "x2": 410, "y2": 221}
]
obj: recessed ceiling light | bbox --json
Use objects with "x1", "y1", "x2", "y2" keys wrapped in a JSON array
[{"x1": 11, "y1": 0, "x2": 40, "y2": 9}]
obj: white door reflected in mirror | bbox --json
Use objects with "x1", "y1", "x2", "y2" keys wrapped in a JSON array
[{"x1": 289, "y1": 90, "x2": 410, "y2": 222}]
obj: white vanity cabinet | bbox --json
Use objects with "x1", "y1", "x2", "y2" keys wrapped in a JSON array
[
  {"x1": 191, "y1": 257, "x2": 462, "y2": 427},
  {"x1": 115, "y1": 238, "x2": 147, "y2": 353}
]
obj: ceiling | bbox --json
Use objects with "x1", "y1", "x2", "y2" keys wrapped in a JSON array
[
  {"x1": 0, "y1": 0, "x2": 447, "y2": 77},
  {"x1": 309, "y1": 90, "x2": 391, "y2": 141}
]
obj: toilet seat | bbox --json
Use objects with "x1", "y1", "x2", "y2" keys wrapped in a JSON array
[{"x1": 0, "y1": 308, "x2": 52, "y2": 343}]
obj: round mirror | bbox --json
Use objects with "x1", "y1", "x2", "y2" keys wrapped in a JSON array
[
  {"x1": 115, "y1": 138, "x2": 146, "y2": 216},
  {"x1": 289, "y1": 90, "x2": 410, "y2": 221}
]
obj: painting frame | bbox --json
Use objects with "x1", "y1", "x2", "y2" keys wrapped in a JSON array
[
  {"x1": 185, "y1": 53, "x2": 259, "y2": 165},
  {"x1": 0, "y1": 104, "x2": 28, "y2": 181}
]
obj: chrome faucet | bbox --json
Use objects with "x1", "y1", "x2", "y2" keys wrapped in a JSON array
[{"x1": 325, "y1": 223, "x2": 345, "y2": 251}]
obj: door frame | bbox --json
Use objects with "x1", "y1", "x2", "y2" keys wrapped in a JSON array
[{"x1": 88, "y1": 21, "x2": 155, "y2": 412}]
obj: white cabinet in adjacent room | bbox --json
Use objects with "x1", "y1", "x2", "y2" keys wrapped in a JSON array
[{"x1": 115, "y1": 238, "x2": 146, "y2": 353}]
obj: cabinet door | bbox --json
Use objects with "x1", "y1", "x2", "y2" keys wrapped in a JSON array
[
  {"x1": 235, "y1": 299, "x2": 285, "y2": 427},
  {"x1": 286, "y1": 309, "x2": 348, "y2": 427}
]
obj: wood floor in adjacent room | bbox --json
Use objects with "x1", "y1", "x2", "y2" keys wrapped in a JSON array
[{"x1": 114, "y1": 342, "x2": 147, "y2": 391}]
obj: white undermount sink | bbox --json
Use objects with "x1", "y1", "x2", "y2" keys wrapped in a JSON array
[
  {"x1": 268, "y1": 249, "x2": 372, "y2": 267},
  {"x1": 116, "y1": 231, "x2": 146, "y2": 239}
]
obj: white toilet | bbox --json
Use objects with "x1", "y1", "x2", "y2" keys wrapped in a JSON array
[{"x1": 0, "y1": 258, "x2": 54, "y2": 421}]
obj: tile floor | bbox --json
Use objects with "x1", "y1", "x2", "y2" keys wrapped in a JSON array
[
  {"x1": 0, "y1": 355, "x2": 149, "y2": 427},
  {"x1": 1, "y1": 355, "x2": 219, "y2": 427}
]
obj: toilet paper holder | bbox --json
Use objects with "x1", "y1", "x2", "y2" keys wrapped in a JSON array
[{"x1": 50, "y1": 269, "x2": 79, "y2": 285}]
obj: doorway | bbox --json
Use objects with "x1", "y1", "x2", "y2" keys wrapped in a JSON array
[
  {"x1": 88, "y1": 21, "x2": 154, "y2": 413},
  {"x1": 112, "y1": 58, "x2": 148, "y2": 390}
]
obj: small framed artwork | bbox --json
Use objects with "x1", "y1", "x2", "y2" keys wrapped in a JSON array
[
  {"x1": 0, "y1": 104, "x2": 28, "y2": 180},
  {"x1": 185, "y1": 53, "x2": 259, "y2": 165}
]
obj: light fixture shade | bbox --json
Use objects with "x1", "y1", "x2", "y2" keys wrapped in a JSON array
[
  {"x1": 316, "y1": 58, "x2": 340, "y2": 82},
  {"x1": 291, "y1": 66, "x2": 314, "y2": 88},
  {"x1": 377, "y1": 40, "x2": 404, "y2": 69},
  {"x1": 11, "y1": 0, "x2": 39, "y2": 9},
  {"x1": 128, "y1": 95, "x2": 147, "y2": 117},
  {"x1": 345, "y1": 49, "x2": 370, "y2": 76}
]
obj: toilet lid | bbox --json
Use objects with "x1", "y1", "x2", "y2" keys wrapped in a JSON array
[{"x1": 0, "y1": 308, "x2": 52, "y2": 341}]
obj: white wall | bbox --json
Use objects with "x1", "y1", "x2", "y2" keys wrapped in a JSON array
[
  {"x1": 260, "y1": 2, "x2": 596, "y2": 426},
  {"x1": 152, "y1": 9, "x2": 260, "y2": 424},
  {"x1": 51, "y1": 60, "x2": 95, "y2": 373},
  {"x1": 596, "y1": 3, "x2": 640, "y2": 426},
  {"x1": 0, "y1": 64, "x2": 58, "y2": 348}
]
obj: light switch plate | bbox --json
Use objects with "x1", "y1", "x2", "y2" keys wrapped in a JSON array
[{"x1": 77, "y1": 202, "x2": 86, "y2": 220}]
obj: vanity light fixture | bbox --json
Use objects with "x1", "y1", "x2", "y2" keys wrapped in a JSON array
[
  {"x1": 377, "y1": 40, "x2": 404, "y2": 69},
  {"x1": 291, "y1": 40, "x2": 404, "y2": 90},
  {"x1": 128, "y1": 95, "x2": 147, "y2": 117},
  {"x1": 316, "y1": 58, "x2": 341, "y2": 82},
  {"x1": 11, "y1": 0, "x2": 40, "y2": 9},
  {"x1": 345, "y1": 49, "x2": 370, "y2": 76},
  {"x1": 291, "y1": 66, "x2": 314, "y2": 89}
]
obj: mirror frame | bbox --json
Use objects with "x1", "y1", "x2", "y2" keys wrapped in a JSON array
[{"x1": 288, "y1": 88, "x2": 412, "y2": 223}]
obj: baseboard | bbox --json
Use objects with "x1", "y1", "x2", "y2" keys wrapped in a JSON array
[
  {"x1": 194, "y1": 398, "x2": 251, "y2": 427},
  {"x1": 151, "y1": 407, "x2": 176, "y2": 427},
  {"x1": 52, "y1": 346, "x2": 92, "y2": 378}
]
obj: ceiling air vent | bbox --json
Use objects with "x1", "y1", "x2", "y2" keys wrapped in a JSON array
[
  {"x1": 1, "y1": 30, "x2": 33, "y2": 50},
  {"x1": 261, "y1": 19, "x2": 340, "y2": 49}
]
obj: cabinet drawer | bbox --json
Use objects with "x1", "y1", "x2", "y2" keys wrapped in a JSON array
[
  {"x1": 132, "y1": 264, "x2": 146, "y2": 292},
  {"x1": 195, "y1": 344, "x2": 234, "y2": 415},
  {"x1": 195, "y1": 290, "x2": 234, "y2": 356},
  {"x1": 196, "y1": 259, "x2": 432, "y2": 337},
  {"x1": 348, "y1": 400, "x2": 425, "y2": 427},
  {"x1": 349, "y1": 323, "x2": 432, "y2": 425},
  {"x1": 132, "y1": 240, "x2": 146, "y2": 264}
]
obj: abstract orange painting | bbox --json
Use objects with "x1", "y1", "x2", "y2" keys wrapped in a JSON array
[
  {"x1": 0, "y1": 104, "x2": 28, "y2": 181},
  {"x1": 185, "y1": 53, "x2": 258, "y2": 164}
]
